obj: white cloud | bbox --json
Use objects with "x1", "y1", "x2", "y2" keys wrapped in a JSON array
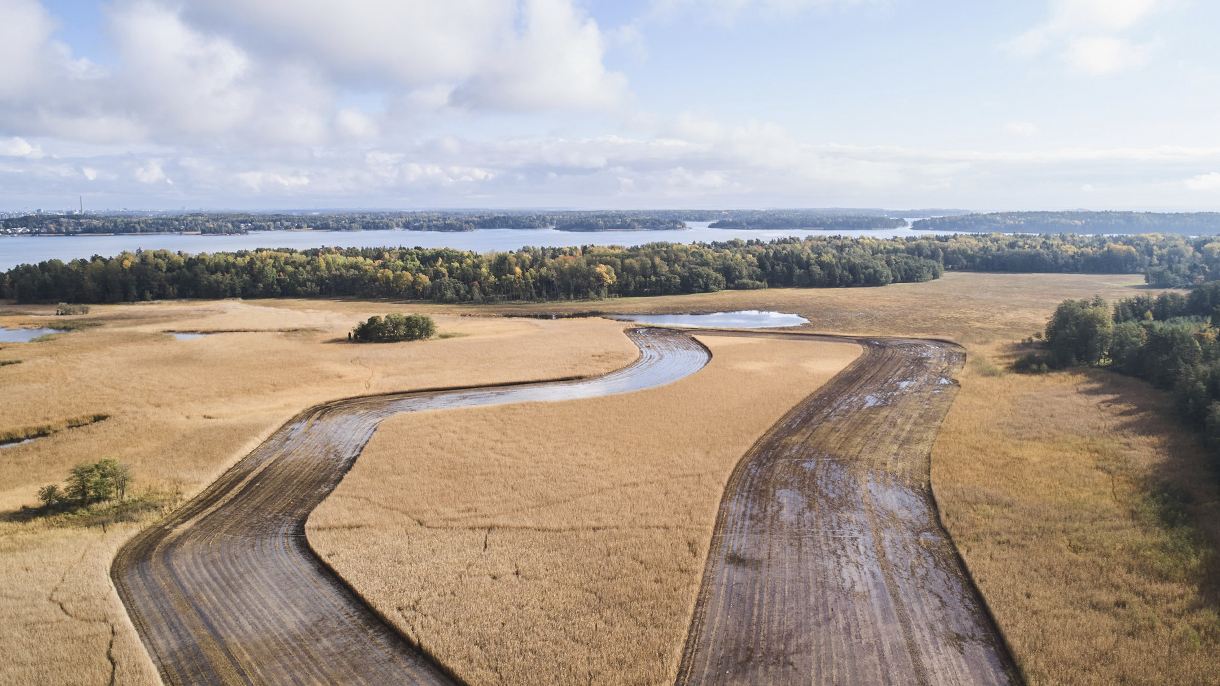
[
  {"x1": 135, "y1": 159, "x2": 169, "y2": 184},
  {"x1": 0, "y1": 0, "x2": 57, "y2": 99},
  {"x1": 181, "y1": 0, "x2": 626, "y2": 113},
  {"x1": 0, "y1": 0, "x2": 627, "y2": 151},
  {"x1": 1064, "y1": 36, "x2": 1152, "y2": 75},
  {"x1": 650, "y1": 0, "x2": 888, "y2": 23},
  {"x1": 448, "y1": 0, "x2": 628, "y2": 111},
  {"x1": 1007, "y1": 0, "x2": 1164, "y2": 76},
  {"x1": 1185, "y1": 173, "x2": 1220, "y2": 191},
  {"x1": 236, "y1": 171, "x2": 310, "y2": 192},
  {"x1": 1052, "y1": 0, "x2": 1160, "y2": 32},
  {"x1": 181, "y1": 0, "x2": 514, "y2": 87},
  {"x1": 0, "y1": 137, "x2": 43, "y2": 158},
  {"x1": 334, "y1": 109, "x2": 379, "y2": 140},
  {"x1": 1005, "y1": 121, "x2": 1041, "y2": 138}
]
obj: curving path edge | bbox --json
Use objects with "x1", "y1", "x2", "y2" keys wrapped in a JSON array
[
  {"x1": 112, "y1": 327, "x2": 710, "y2": 686},
  {"x1": 677, "y1": 333, "x2": 1021, "y2": 686}
]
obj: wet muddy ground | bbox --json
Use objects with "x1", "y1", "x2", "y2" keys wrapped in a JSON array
[
  {"x1": 111, "y1": 328, "x2": 709, "y2": 686},
  {"x1": 677, "y1": 334, "x2": 1019, "y2": 686}
]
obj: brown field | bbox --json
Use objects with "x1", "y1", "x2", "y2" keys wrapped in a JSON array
[
  {"x1": 111, "y1": 328, "x2": 712, "y2": 686},
  {"x1": 396, "y1": 271, "x2": 1154, "y2": 343},
  {"x1": 1, "y1": 271, "x2": 1207, "y2": 686},
  {"x1": 0, "y1": 300, "x2": 638, "y2": 686},
  {"x1": 932, "y1": 345, "x2": 1220, "y2": 685},
  {"x1": 308, "y1": 333, "x2": 861, "y2": 686}
]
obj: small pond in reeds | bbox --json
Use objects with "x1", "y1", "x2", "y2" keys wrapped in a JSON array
[
  {"x1": 0, "y1": 327, "x2": 59, "y2": 342},
  {"x1": 607, "y1": 310, "x2": 809, "y2": 328}
]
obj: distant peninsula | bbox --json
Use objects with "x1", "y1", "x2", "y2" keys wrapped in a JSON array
[
  {"x1": 913, "y1": 211, "x2": 1220, "y2": 235},
  {"x1": 0, "y1": 208, "x2": 959, "y2": 236}
]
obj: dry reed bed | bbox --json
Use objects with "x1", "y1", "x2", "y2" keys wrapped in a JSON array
[
  {"x1": 0, "y1": 273, "x2": 1192, "y2": 684},
  {"x1": 933, "y1": 345, "x2": 1220, "y2": 685},
  {"x1": 0, "y1": 300, "x2": 638, "y2": 686},
  {"x1": 112, "y1": 328, "x2": 709, "y2": 686},
  {"x1": 309, "y1": 334, "x2": 861, "y2": 686}
]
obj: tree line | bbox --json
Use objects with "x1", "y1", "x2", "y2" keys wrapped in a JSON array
[
  {"x1": 913, "y1": 211, "x2": 1220, "y2": 236},
  {"x1": 8, "y1": 233, "x2": 1220, "y2": 305}
]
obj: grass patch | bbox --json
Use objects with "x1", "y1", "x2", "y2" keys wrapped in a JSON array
[
  {"x1": 0, "y1": 413, "x2": 109, "y2": 445},
  {"x1": 933, "y1": 351, "x2": 1220, "y2": 685},
  {"x1": 968, "y1": 352, "x2": 1005, "y2": 377},
  {"x1": 0, "y1": 360, "x2": 19, "y2": 367},
  {"x1": 436, "y1": 331, "x2": 470, "y2": 339}
]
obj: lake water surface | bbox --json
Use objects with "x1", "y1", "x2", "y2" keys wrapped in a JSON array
[
  {"x1": 0, "y1": 327, "x2": 59, "y2": 342},
  {"x1": 608, "y1": 310, "x2": 809, "y2": 328},
  {"x1": 0, "y1": 221, "x2": 954, "y2": 271}
]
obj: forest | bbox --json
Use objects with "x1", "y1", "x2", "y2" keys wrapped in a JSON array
[
  {"x1": 7, "y1": 233, "x2": 1220, "y2": 305},
  {"x1": 913, "y1": 211, "x2": 1220, "y2": 235}
]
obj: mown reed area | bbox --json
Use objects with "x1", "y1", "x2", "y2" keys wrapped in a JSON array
[
  {"x1": 308, "y1": 334, "x2": 861, "y2": 686},
  {"x1": 0, "y1": 300, "x2": 638, "y2": 686}
]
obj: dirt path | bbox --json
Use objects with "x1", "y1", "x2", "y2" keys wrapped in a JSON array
[
  {"x1": 111, "y1": 328, "x2": 710, "y2": 686},
  {"x1": 677, "y1": 334, "x2": 1020, "y2": 686}
]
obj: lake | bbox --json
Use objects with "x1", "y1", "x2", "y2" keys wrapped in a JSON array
[
  {"x1": 0, "y1": 221, "x2": 951, "y2": 271},
  {"x1": 608, "y1": 310, "x2": 810, "y2": 328},
  {"x1": 0, "y1": 327, "x2": 60, "y2": 342}
]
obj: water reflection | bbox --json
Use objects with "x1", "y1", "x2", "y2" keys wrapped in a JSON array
[
  {"x1": 0, "y1": 327, "x2": 59, "y2": 342},
  {"x1": 608, "y1": 310, "x2": 808, "y2": 328}
]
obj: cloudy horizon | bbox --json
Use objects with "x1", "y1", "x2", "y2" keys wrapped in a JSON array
[{"x1": 2, "y1": 0, "x2": 1219, "y2": 212}]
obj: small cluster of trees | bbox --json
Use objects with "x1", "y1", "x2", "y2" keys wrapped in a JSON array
[
  {"x1": 55, "y1": 302, "x2": 89, "y2": 315},
  {"x1": 1026, "y1": 283, "x2": 1220, "y2": 461},
  {"x1": 351, "y1": 313, "x2": 436, "y2": 342},
  {"x1": 36, "y1": 458, "x2": 131, "y2": 510}
]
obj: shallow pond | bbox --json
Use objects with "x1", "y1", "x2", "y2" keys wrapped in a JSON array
[
  {"x1": 0, "y1": 327, "x2": 59, "y2": 342},
  {"x1": 169, "y1": 332, "x2": 211, "y2": 341},
  {"x1": 607, "y1": 310, "x2": 809, "y2": 328}
]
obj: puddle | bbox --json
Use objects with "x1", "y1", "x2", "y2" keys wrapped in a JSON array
[
  {"x1": 607, "y1": 310, "x2": 808, "y2": 328},
  {"x1": 170, "y1": 332, "x2": 211, "y2": 341},
  {"x1": 0, "y1": 437, "x2": 38, "y2": 449},
  {"x1": 0, "y1": 327, "x2": 59, "y2": 342}
]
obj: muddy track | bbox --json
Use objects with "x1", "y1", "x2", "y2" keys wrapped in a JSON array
[
  {"x1": 677, "y1": 333, "x2": 1020, "y2": 686},
  {"x1": 111, "y1": 328, "x2": 710, "y2": 686}
]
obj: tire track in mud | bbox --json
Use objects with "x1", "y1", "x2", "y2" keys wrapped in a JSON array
[
  {"x1": 112, "y1": 328, "x2": 710, "y2": 686},
  {"x1": 678, "y1": 333, "x2": 1020, "y2": 686}
]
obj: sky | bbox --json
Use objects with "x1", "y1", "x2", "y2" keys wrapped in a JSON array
[{"x1": 1, "y1": 0, "x2": 1219, "y2": 212}]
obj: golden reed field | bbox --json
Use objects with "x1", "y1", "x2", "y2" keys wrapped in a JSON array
[
  {"x1": 308, "y1": 334, "x2": 860, "y2": 686},
  {"x1": 0, "y1": 301, "x2": 637, "y2": 685},
  {"x1": 2, "y1": 271, "x2": 1216, "y2": 685}
]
